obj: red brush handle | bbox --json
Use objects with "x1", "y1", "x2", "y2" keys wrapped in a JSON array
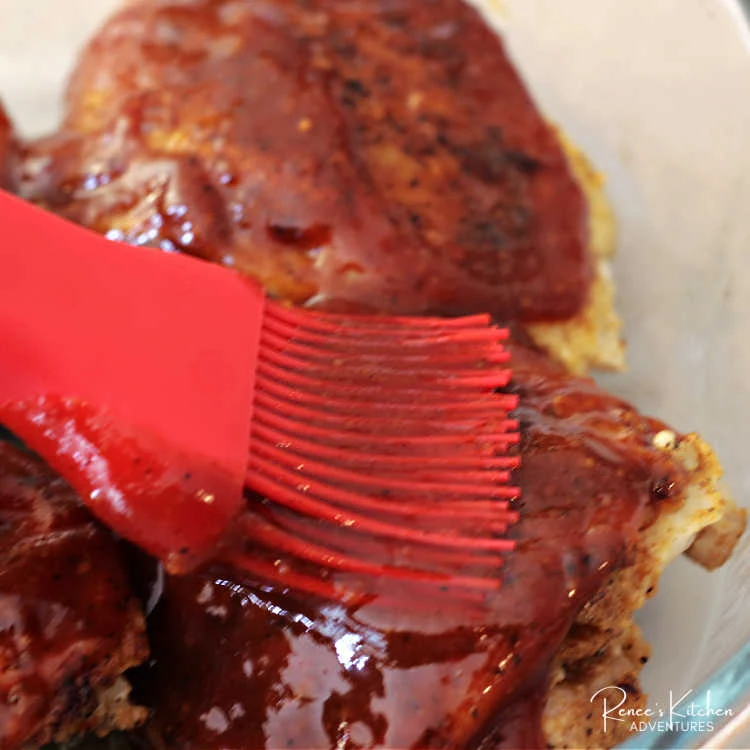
[{"x1": 0, "y1": 190, "x2": 261, "y2": 570}]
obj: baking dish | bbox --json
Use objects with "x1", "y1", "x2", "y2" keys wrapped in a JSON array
[{"x1": 1, "y1": 0, "x2": 749, "y2": 747}]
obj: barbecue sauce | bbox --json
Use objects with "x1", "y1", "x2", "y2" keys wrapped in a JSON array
[
  {"x1": 0, "y1": 342, "x2": 688, "y2": 748},
  {"x1": 137, "y1": 345, "x2": 688, "y2": 749},
  {"x1": 0, "y1": 443, "x2": 148, "y2": 748},
  {"x1": 0, "y1": 398, "x2": 241, "y2": 574},
  {"x1": 18, "y1": 0, "x2": 590, "y2": 323}
]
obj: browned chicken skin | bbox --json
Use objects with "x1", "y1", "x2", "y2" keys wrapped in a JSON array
[
  {"x1": 17, "y1": 0, "x2": 589, "y2": 322},
  {"x1": 0, "y1": 442, "x2": 148, "y2": 749}
]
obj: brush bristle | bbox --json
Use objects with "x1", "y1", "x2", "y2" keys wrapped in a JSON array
[{"x1": 240, "y1": 302, "x2": 520, "y2": 604}]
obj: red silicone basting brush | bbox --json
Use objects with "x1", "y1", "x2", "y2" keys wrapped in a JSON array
[{"x1": 0, "y1": 189, "x2": 519, "y2": 587}]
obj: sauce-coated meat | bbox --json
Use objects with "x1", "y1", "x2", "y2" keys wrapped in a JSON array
[
  {"x1": 0, "y1": 442, "x2": 148, "y2": 749},
  {"x1": 141, "y1": 345, "x2": 686, "y2": 749},
  {"x1": 18, "y1": 0, "x2": 589, "y2": 322}
]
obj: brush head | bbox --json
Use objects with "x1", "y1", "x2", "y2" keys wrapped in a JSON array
[{"x1": 235, "y1": 305, "x2": 520, "y2": 609}]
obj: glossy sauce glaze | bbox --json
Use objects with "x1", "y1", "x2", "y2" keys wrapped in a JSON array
[
  {"x1": 137, "y1": 344, "x2": 688, "y2": 749},
  {"x1": 0, "y1": 442, "x2": 148, "y2": 749},
  {"x1": 17, "y1": 0, "x2": 589, "y2": 322}
]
